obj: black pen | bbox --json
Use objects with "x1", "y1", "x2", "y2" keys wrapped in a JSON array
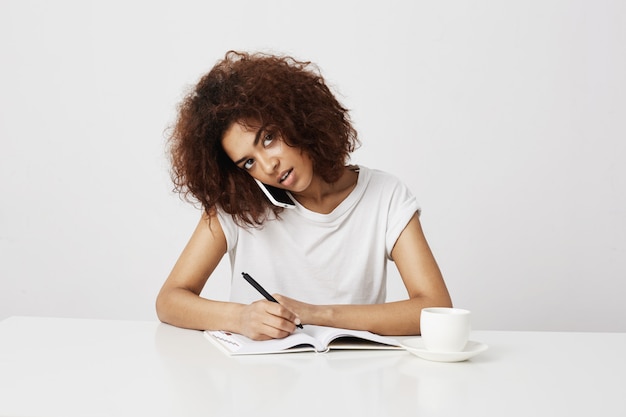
[{"x1": 241, "y1": 272, "x2": 303, "y2": 329}]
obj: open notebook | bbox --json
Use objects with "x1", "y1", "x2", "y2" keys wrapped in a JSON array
[{"x1": 205, "y1": 324, "x2": 402, "y2": 355}]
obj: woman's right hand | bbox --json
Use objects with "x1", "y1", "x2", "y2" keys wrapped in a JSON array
[{"x1": 237, "y1": 299, "x2": 300, "y2": 340}]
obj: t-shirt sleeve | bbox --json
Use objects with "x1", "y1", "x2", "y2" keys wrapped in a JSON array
[
  {"x1": 385, "y1": 178, "x2": 421, "y2": 258},
  {"x1": 216, "y1": 208, "x2": 238, "y2": 252}
]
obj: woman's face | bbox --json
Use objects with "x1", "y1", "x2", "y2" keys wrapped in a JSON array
[{"x1": 221, "y1": 121, "x2": 314, "y2": 193}]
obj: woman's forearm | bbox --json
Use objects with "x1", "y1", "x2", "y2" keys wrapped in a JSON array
[
  {"x1": 156, "y1": 287, "x2": 243, "y2": 332},
  {"x1": 311, "y1": 295, "x2": 452, "y2": 336}
]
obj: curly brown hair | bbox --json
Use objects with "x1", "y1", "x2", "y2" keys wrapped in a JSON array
[{"x1": 168, "y1": 50, "x2": 359, "y2": 227}]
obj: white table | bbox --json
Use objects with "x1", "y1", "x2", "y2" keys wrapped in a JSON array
[{"x1": 1, "y1": 316, "x2": 624, "y2": 417}]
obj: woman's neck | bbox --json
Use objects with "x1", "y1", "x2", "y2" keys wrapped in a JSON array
[{"x1": 291, "y1": 166, "x2": 359, "y2": 214}]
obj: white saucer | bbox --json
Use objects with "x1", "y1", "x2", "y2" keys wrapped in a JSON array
[{"x1": 401, "y1": 338, "x2": 488, "y2": 362}]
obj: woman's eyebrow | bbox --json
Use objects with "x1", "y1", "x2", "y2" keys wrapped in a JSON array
[
  {"x1": 253, "y1": 126, "x2": 266, "y2": 145},
  {"x1": 232, "y1": 125, "x2": 266, "y2": 166},
  {"x1": 233, "y1": 155, "x2": 248, "y2": 166}
]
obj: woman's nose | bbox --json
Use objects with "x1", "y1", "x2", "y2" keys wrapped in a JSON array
[{"x1": 258, "y1": 154, "x2": 278, "y2": 175}]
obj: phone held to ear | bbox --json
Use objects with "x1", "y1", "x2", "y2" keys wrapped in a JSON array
[{"x1": 254, "y1": 178, "x2": 296, "y2": 209}]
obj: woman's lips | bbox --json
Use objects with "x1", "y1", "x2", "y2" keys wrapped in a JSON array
[{"x1": 278, "y1": 169, "x2": 294, "y2": 186}]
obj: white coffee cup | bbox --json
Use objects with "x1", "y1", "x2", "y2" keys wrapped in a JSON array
[{"x1": 420, "y1": 307, "x2": 471, "y2": 352}]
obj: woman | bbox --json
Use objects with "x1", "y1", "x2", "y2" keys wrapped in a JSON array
[{"x1": 156, "y1": 51, "x2": 452, "y2": 340}]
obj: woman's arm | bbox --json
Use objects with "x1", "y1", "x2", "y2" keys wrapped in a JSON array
[
  {"x1": 275, "y1": 213, "x2": 452, "y2": 335},
  {"x1": 155, "y1": 212, "x2": 300, "y2": 340}
]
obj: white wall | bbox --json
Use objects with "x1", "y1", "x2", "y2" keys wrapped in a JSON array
[{"x1": 1, "y1": 0, "x2": 625, "y2": 331}]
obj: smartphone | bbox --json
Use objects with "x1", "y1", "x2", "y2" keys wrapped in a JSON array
[{"x1": 254, "y1": 178, "x2": 296, "y2": 208}]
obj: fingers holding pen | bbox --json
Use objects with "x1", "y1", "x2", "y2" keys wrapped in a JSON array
[
  {"x1": 240, "y1": 272, "x2": 303, "y2": 333},
  {"x1": 264, "y1": 299, "x2": 302, "y2": 331},
  {"x1": 273, "y1": 294, "x2": 308, "y2": 326},
  {"x1": 271, "y1": 294, "x2": 303, "y2": 329},
  {"x1": 240, "y1": 299, "x2": 300, "y2": 340}
]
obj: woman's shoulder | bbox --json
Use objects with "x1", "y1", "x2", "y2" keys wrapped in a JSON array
[
  {"x1": 356, "y1": 165, "x2": 405, "y2": 187},
  {"x1": 357, "y1": 166, "x2": 416, "y2": 206}
]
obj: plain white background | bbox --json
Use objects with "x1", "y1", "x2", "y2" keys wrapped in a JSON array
[{"x1": 1, "y1": 0, "x2": 625, "y2": 331}]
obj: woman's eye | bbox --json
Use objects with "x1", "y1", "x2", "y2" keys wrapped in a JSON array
[
  {"x1": 243, "y1": 159, "x2": 254, "y2": 170},
  {"x1": 262, "y1": 133, "x2": 274, "y2": 147}
]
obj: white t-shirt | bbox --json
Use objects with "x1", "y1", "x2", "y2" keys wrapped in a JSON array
[{"x1": 217, "y1": 166, "x2": 420, "y2": 305}]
